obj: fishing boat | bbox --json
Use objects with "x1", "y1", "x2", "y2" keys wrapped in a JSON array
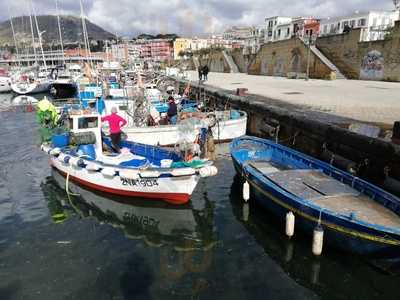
[
  {"x1": 230, "y1": 136, "x2": 400, "y2": 256},
  {"x1": 41, "y1": 111, "x2": 218, "y2": 204},
  {"x1": 122, "y1": 110, "x2": 247, "y2": 146}
]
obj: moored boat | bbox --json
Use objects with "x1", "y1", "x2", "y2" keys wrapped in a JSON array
[
  {"x1": 41, "y1": 112, "x2": 218, "y2": 205},
  {"x1": 230, "y1": 136, "x2": 400, "y2": 256},
  {"x1": 0, "y1": 68, "x2": 11, "y2": 93}
]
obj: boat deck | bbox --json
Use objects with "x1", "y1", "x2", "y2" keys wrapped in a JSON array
[{"x1": 250, "y1": 161, "x2": 400, "y2": 229}]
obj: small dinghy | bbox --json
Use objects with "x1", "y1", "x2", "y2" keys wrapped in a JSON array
[
  {"x1": 41, "y1": 112, "x2": 218, "y2": 205},
  {"x1": 231, "y1": 136, "x2": 400, "y2": 256}
]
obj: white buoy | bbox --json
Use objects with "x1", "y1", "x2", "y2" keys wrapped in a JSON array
[
  {"x1": 285, "y1": 212, "x2": 295, "y2": 238},
  {"x1": 243, "y1": 181, "x2": 250, "y2": 202},
  {"x1": 312, "y1": 225, "x2": 324, "y2": 256}
]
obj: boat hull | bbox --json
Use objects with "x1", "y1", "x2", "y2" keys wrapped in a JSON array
[
  {"x1": 231, "y1": 137, "x2": 400, "y2": 257},
  {"x1": 124, "y1": 114, "x2": 247, "y2": 146},
  {"x1": 0, "y1": 77, "x2": 11, "y2": 93},
  {"x1": 50, "y1": 156, "x2": 200, "y2": 205},
  {"x1": 51, "y1": 82, "x2": 78, "y2": 98},
  {"x1": 11, "y1": 81, "x2": 51, "y2": 95}
]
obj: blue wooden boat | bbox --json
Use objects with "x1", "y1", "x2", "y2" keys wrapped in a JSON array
[{"x1": 230, "y1": 136, "x2": 400, "y2": 256}]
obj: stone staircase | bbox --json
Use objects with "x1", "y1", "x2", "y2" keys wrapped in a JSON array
[
  {"x1": 315, "y1": 47, "x2": 360, "y2": 79},
  {"x1": 222, "y1": 50, "x2": 240, "y2": 73},
  {"x1": 193, "y1": 56, "x2": 200, "y2": 69},
  {"x1": 308, "y1": 44, "x2": 347, "y2": 79}
]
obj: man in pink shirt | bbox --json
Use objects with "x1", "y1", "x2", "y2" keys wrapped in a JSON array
[{"x1": 101, "y1": 107, "x2": 127, "y2": 153}]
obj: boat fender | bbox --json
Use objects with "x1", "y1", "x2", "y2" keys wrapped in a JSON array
[
  {"x1": 171, "y1": 168, "x2": 196, "y2": 177},
  {"x1": 286, "y1": 212, "x2": 295, "y2": 238},
  {"x1": 199, "y1": 166, "x2": 218, "y2": 178},
  {"x1": 50, "y1": 148, "x2": 61, "y2": 156},
  {"x1": 312, "y1": 225, "x2": 324, "y2": 256},
  {"x1": 70, "y1": 157, "x2": 84, "y2": 168},
  {"x1": 140, "y1": 170, "x2": 161, "y2": 178},
  {"x1": 86, "y1": 162, "x2": 101, "y2": 172},
  {"x1": 101, "y1": 167, "x2": 116, "y2": 178},
  {"x1": 41, "y1": 144, "x2": 52, "y2": 154},
  {"x1": 243, "y1": 181, "x2": 250, "y2": 202},
  {"x1": 119, "y1": 169, "x2": 140, "y2": 180},
  {"x1": 58, "y1": 153, "x2": 70, "y2": 164}
]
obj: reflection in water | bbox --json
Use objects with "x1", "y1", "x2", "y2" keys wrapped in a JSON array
[
  {"x1": 44, "y1": 169, "x2": 217, "y2": 251},
  {"x1": 229, "y1": 175, "x2": 400, "y2": 300},
  {"x1": 41, "y1": 169, "x2": 217, "y2": 298}
]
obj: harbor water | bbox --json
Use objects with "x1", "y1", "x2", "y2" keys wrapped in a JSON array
[{"x1": 0, "y1": 93, "x2": 399, "y2": 300}]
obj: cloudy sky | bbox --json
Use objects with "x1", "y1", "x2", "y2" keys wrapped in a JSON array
[{"x1": 3, "y1": 0, "x2": 396, "y2": 36}]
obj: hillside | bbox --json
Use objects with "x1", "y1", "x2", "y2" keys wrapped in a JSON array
[{"x1": 0, "y1": 15, "x2": 115, "y2": 45}]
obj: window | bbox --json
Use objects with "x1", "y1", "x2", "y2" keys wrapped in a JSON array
[
  {"x1": 350, "y1": 20, "x2": 355, "y2": 27},
  {"x1": 286, "y1": 28, "x2": 290, "y2": 36},
  {"x1": 343, "y1": 21, "x2": 349, "y2": 29},
  {"x1": 278, "y1": 29, "x2": 281, "y2": 37},
  {"x1": 358, "y1": 18, "x2": 366, "y2": 26},
  {"x1": 268, "y1": 30, "x2": 272, "y2": 37},
  {"x1": 323, "y1": 25, "x2": 328, "y2": 33},
  {"x1": 78, "y1": 117, "x2": 98, "y2": 129}
]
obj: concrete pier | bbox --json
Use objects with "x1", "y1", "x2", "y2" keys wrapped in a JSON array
[
  {"x1": 185, "y1": 71, "x2": 400, "y2": 125},
  {"x1": 176, "y1": 73, "x2": 400, "y2": 196}
]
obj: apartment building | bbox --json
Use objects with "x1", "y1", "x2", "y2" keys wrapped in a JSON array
[{"x1": 320, "y1": 10, "x2": 400, "y2": 41}]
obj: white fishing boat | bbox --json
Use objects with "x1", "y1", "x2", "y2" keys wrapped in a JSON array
[
  {"x1": 125, "y1": 110, "x2": 247, "y2": 146},
  {"x1": 40, "y1": 111, "x2": 218, "y2": 205}
]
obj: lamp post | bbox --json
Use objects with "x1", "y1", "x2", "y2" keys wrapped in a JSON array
[{"x1": 305, "y1": 33, "x2": 317, "y2": 81}]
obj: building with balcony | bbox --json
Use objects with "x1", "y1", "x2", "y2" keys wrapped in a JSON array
[
  {"x1": 320, "y1": 10, "x2": 400, "y2": 41},
  {"x1": 264, "y1": 16, "x2": 293, "y2": 43}
]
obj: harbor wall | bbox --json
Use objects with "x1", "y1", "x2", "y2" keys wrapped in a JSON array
[
  {"x1": 176, "y1": 78, "x2": 400, "y2": 195},
  {"x1": 316, "y1": 21, "x2": 400, "y2": 81},
  {"x1": 247, "y1": 38, "x2": 334, "y2": 79}
]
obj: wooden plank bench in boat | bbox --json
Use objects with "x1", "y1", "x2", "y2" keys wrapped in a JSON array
[{"x1": 249, "y1": 161, "x2": 400, "y2": 229}]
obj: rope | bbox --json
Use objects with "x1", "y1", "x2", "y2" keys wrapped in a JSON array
[{"x1": 65, "y1": 172, "x2": 80, "y2": 197}]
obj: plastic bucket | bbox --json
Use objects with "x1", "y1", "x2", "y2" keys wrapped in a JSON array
[
  {"x1": 52, "y1": 133, "x2": 69, "y2": 148},
  {"x1": 160, "y1": 159, "x2": 173, "y2": 168}
]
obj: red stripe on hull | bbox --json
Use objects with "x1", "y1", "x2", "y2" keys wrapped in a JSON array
[{"x1": 55, "y1": 168, "x2": 190, "y2": 205}]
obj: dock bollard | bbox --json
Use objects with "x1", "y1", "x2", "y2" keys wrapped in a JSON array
[
  {"x1": 312, "y1": 225, "x2": 324, "y2": 256},
  {"x1": 285, "y1": 212, "x2": 295, "y2": 238},
  {"x1": 243, "y1": 181, "x2": 250, "y2": 202}
]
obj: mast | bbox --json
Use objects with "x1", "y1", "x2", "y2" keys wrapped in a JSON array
[
  {"x1": 30, "y1": 0, "x2": 47, "y2": 69},
  {"x1": 79, "y1": 0, "x2": 92, "y2": 68},
  {"x1": 7, "y1": 5, "x2": 20, "y2": 67},
  {"x1": 55, "y1": 0, "x2": 65, "y2": 66},
  {"x1": 28, "y1": 2, "x2": 38, "y2": 66}
]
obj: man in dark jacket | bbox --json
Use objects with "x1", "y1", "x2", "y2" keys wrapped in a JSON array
[
  {"x1": 198, "y1": 65, "x2": 203, "y2": 81},
  {"x1": 167, "y1": 96, "x2": 178, "y2": 124},
  {"x1": 202, "y1": 65, "x2": 209, "y2": 81}
]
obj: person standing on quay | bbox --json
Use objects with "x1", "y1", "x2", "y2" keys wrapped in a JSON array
[
  {"x1": 101, "y1": 107, "x2": 127, "y2": 153},
  {"x1": 202, "y1": 65, "x2": 209, "y2": 81},
  {"x1": 198, "y1": 65, "x2": 203, "y2": 81}
]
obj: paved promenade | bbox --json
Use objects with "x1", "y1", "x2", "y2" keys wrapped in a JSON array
[{"x1": 187, "y1": 71, "x2": 400, "y2": 124}]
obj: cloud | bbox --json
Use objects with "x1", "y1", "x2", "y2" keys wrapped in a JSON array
[{"x1": 2, "y1": 0, "x2": 396, "y2": 36}]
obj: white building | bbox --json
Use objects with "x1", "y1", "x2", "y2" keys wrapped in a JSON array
[
  {"x1": 244, "y1": 25, "x2": 265, "y2": 54},
  {"x1": 264, "y1": 16, "x2": 293, "y2": 43},
  {"x1": 320, "y1": 10, "x2": 400, "y2": 41},
  {"x1": 223, "y1": 26, "x2": 253, "y2": 40}
]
